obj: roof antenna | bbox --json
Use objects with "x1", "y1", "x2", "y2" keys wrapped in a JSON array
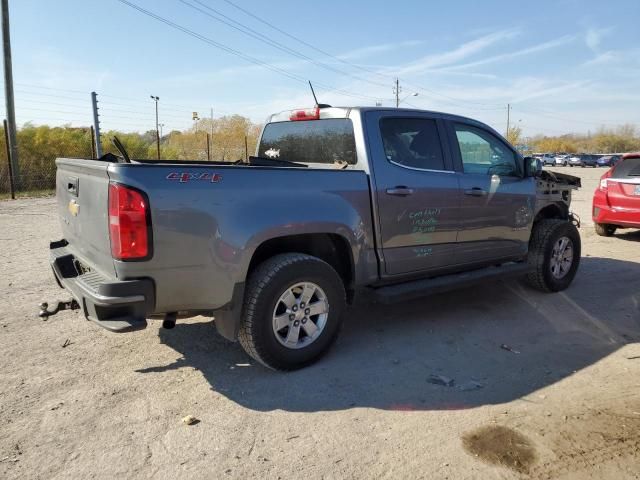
[{"x1": 308, "y1": 81, "x2": 331, "y2": 108}]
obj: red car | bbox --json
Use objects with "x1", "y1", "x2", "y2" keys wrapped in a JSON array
[{"x1": 592, "y1": 152, "x2": 640, "y2": 236}]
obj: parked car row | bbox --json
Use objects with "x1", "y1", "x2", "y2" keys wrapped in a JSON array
[{"x1": 535, "y1": 153, "x2": 623, "y2": 168}]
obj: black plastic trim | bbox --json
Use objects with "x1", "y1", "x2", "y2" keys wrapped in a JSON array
[
  {"x1": 49, "y1": 241, "x2": 154, "y2": 333},
  {"x1": 212, "y1": 282, "x2": 245, "y2": 342}
]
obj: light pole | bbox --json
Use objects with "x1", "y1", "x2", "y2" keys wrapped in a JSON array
[
  {"x1": 150, "y1": 95, "x2": 160, "y2": 159},
  {"x1": 192, "y1": 112, "x2": 200, "y2": 134},
  {"x1": 398, "y1": 92, "x2": 419, "y2": 106},
  {"x1": 159, "y1": 123, "x2": 165, "y2": 138}
]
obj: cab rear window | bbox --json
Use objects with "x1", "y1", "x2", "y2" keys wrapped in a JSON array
[{"x1": 258, "y1": 119, "x2": 357, "y2": 165}]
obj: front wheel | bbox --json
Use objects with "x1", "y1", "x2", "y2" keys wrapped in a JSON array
[
  {"x1": 238, "y1": 253, "x2": 346, "y2": 370},
  {"x1": 527, "y1": 219, "x2": 581, "y2": 292}
]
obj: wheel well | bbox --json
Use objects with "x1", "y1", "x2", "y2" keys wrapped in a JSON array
[
  {"x1": 248, "y1": 233, "x2": 354, "y2": 298},
  {"x1": 534, "y1": 203, "x2": 568, "y2": 223}
]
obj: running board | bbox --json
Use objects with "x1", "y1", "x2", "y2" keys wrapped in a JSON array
[{"x1": 372, "y1": 262, "x2": 532, "y2": 304}]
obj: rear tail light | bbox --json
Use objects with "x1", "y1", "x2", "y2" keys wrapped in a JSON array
[
  {"x1": 289, "y1": 107, "x2": 320, "y2": 121},
  {"x1": 599, "y1": 178, "x2": 608, "y2": 191},
  {"x1": 598, "y1": 170, "x2": 613, "y2": 192},
  {"x1": 108, "y1": 183, "x2": 151, "y2": 260}
]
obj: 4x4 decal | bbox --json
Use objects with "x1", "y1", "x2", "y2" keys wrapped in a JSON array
[{"x1": 166, "y1": 172, "x2": 222, "y2": 183}]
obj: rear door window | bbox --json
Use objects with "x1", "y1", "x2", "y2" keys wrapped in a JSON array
[
  {"x1": 379, "y1": 117, "x2": 446, "y2": 171},
  {"x1": 258, "y1": 119, "x2": 356, "y2": 165}
]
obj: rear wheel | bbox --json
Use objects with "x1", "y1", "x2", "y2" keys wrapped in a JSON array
[
  {"x1": 238, "y1": 253, "x2": 346, "y2": 370},
  {"x1": 594, "y1": 223, "x2": 617, "y2": 237},
  {"x1": 527, "y1": 219, "x2": 581, "y2": 292}
]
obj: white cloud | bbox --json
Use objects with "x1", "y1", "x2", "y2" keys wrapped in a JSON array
[
  {"x1": 387, "y1": 28, "x2": 521, "y2": 76},
  {"x1": 445, "y1": 35, "x2": 576, "y2": 70},
  {"x1": 585, "y1": 26, "x2": 613, "y2": 52},
  {"x1": 582, "y1": 50, "x2": 620, "y2": 67},
  {"x1": 338, "y1": 41, "x2": 423, "y2": 60}
]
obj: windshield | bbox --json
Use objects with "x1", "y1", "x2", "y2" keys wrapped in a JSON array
[{"x1": 258, "y1": 119, "x2": 357, "y2": 165}]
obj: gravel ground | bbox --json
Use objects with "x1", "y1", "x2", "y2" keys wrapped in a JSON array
[{"x1": 1, "y1": 166, "x2": 639, "y2": 479}]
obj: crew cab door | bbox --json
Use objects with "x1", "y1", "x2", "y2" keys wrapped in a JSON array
[
  {"x1": 365, "y1": 111, "x2": 460, "y2": 276},
  {"x1": 445, "y1": 120, "x2": 535, "y2": 264}
]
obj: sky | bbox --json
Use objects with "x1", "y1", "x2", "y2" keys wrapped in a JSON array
[{"x1": 3, "y1": 0, "x2": 640, "y2": 136}]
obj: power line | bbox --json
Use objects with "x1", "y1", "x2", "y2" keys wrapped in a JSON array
[
  {"x1": 219, "y1": 0, "x2": 390, "y2": 80},
  {"x1": 179, "y1": 0, "x2": 388, "y2": 89},
  {"x1": 12, "y1": 89, "x2": 88, "y2": 102},
  {"x1": 515, "y1": 105, "x2": 633, "y2": 128},
  {"x1": 218, "y1": 0, "x2": 507, "y2": 109},
  {"x1": 115, "y1": 0, "x2": 378, "y2": 102},
  {"x1": 15, "y1": 82, "x2": 87, "y2": 95}
]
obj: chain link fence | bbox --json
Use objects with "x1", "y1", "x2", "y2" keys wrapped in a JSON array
[
  {"x1": 0, "y1": 125, "x2": 94, "y2": 198},
  {"x1": 0, "y1": 123, "x2": 259, "y2": 199}
]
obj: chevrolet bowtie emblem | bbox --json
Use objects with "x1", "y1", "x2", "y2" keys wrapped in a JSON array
[{"x1": 68, "y1": 200, "x2": 80, "y2": 216}]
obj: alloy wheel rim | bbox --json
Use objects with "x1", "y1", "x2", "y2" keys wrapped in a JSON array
[
  {"x1": 550, "y1": 236, "x2": 574, "y2": 279},
  {"x1": 272, "y1": 282, "x2": 329, "y2": 349}
]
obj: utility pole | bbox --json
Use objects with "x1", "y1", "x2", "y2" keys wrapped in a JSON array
[
  {"x1": 393, "y1": 78, "x2": 402, "y2": 108},
  {"x1": 150, "y1": 95, "x2": 160, "y2": 159},
  {"x1": 91, "y1": 92, "x2": 103, "y2": 157},
  {"x1": 209, "y1": 107, "x2": 214, "y2": 158},
  {"x1": 506, "y1": 103, "x2": 511, "y2": 138},
  {"x1": 3, "y1": 119, "x2": 15, "y2": 199},
  {"x1": 2, "y1": 0, "x2": 19, "y2": 186}
]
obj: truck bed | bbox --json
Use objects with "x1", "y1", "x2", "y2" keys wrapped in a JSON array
[{"x1": 54, "y1": 158, "x2": 376, "y2": 326}]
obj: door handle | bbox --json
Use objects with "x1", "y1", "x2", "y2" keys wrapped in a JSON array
[
  {"x1": 464, "y1": 187, "x2": 487, "y2": 197},
  {"x1": 386, "y1": 186, "x2": 414, "y2": 196}
]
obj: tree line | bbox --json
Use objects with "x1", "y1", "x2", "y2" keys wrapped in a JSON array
[
  {"x1": 507, "y1": 124, "x2": 640, "y2": 154},
  {"x1": 2, "y1": 117, "x2": 639, "y2": 196},
  {"x1": 0, "y1": 115, "x2": 262, "y2": 194}
]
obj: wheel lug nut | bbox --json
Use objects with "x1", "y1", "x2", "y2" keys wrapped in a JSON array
[
  {"x1": 294, "y1": 320, "x2": 299, "y2": 326},
  {"x1": 300, "y1": 302, "x2": 305, "y2": 308},
  {"x1": 292, "y1": 306, "x2": 298, "y2": 312},
  {"x1": 304, "y1": 308, "x2": 310, "y2": 315},
  {"x1": 289, "y1": 314, "x2": 295, "y2": 321},
  {"x1": 302, "y1": 318, "x2": 307, "y2": 324}
]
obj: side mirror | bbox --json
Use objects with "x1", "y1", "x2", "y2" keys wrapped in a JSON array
[{"x1": 524, "y1": 156, "x2": 542, "y2": 177}]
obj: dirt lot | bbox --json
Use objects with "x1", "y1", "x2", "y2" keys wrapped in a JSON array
[{"x1": 1, "y1": 166, "x2": 639, "y2": 479}]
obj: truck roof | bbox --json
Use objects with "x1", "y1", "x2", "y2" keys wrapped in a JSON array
[{"x1": 266, "y1": 106, "x2": 486, "y2": 126}]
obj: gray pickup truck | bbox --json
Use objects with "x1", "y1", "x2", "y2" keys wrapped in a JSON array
[{"x1": 46, "y1": 106, "x2": 581, "y2": 370}]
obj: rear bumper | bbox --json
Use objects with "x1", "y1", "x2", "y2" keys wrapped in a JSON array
[
  {"x1": 592, "y1": 203, "x2": 640, "y2": 229},
  {"x1": 50, "y1": 240, "x2": 155, "y2": 332}
]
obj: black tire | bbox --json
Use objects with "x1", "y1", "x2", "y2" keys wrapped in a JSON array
[
  {"x1": 238, "y1": 253, "x2": 346, "y2": 370},
  {"x1": 527, "y1": 219, "x2": 581, "y2": 292},
  {"x1": 594, "y1": 223, "x2": 616, "y2": 237}
]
